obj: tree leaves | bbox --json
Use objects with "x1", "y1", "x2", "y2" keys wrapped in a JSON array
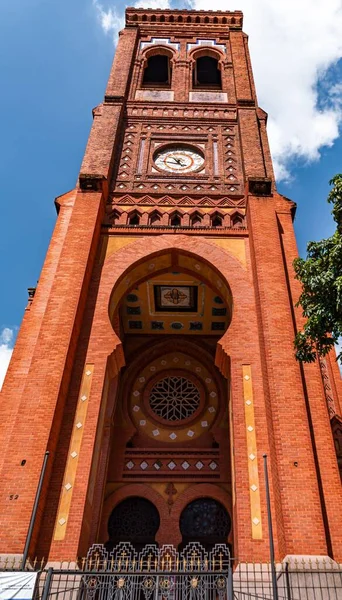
[{"x1": 294, "y1": 174, "x2": 342, "y2": 364}]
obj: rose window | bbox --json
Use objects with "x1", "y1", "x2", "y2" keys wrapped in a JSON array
[{"x1": 149, "y1": 376, "x2": 200, "y2": 421}]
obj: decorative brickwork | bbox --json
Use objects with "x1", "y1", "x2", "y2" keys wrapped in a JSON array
[
  {"x1": 0, "y1": 5, "x2": 341, "y2": 567},
  {"x1": 320, "y1": 358, "x2": 338, "y2": 418}
]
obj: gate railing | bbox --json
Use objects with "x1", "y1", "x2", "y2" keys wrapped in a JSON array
[
  {"x1": 1, "y1": 543, "x2": 342, "y2": 600},
  {"x1": 39, "y1": 542, "x2": 232, "y2": 600}
]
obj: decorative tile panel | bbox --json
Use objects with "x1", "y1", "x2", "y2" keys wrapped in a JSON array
[
  {"x1": 243, "y1": 365, "x2": 262, "y2": 540},
  {"x1": 54, "y1": 364, "x2": 94, "y2": 541},
  {"x1": 140, "y1": 38, "x2": 180, "y2": 52},
  {"x1": 123, "y1": 450, "x2": 220, "y2": 479},
  {"x1": 187, "y1": 39, "x2": 226, "y2": 53}
]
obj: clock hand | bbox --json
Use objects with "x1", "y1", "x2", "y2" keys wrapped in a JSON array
[
  {"x1": 173, "y1": 157, "x2": 186, "y2": 166},
  {"x1": 166, "y1": 158, "x2": 184, "y2": 166}
]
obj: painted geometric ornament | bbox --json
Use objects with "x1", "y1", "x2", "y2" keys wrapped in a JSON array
[
  {"x1": 149, "y1": 376, "x2": 201, "y2": 421},
  {"x1": 129, "y1": 352, "x2": 219, "y2": 442}
]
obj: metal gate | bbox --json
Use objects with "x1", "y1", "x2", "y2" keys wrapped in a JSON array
[
  {"x1": 40, "y1": 542, "x2": 232, "y2": 600},
  {"x1": 31, "y1": 543, "x2": 342, "y2": 600}
]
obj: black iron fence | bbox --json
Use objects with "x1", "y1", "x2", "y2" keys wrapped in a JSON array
[
  {"x1": 1, "y1": 543, "x2": 342, "y2": 600},
  {"x1": 232, "y1": 560, "x2": 342, "y2": 600}
]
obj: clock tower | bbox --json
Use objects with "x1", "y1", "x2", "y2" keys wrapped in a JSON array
[{"x1": 1, "y1": 7, "x2": 342, "y2": 567}]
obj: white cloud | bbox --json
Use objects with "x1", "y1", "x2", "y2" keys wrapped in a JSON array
[
  {"x1": 0, "y1": 327, "x2": 14, "y2": 391},
  {"x1": 134, "y1": 0, "x2": 171, "y2": 7},
  {"x1": 92, "y1": 1, "x2": 124, "y2": 43},
  {"x1": 189, "y1": 0, "x2": 342, "y2": 181},
  {"x1": 93, "y1": 0, "x2": 171, "y2": 44},
  {"x1": 93, "y1": 0, "x2": 342, "y2": 181}
]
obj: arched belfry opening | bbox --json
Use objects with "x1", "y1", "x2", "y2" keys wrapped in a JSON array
[
  {"x1": 99, "y1": 250, "x2": 233, "y2": 553},
  {"x1": 143, "y1": 54, "x2": 172, "y2": 87},
  {"x1": 193, "y1": 55, "x2": 222, "y2": 88}
]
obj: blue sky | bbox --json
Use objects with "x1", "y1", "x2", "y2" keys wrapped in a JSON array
[{"x1": 0, "y1": 0, "x2": 342, "y2": 386}]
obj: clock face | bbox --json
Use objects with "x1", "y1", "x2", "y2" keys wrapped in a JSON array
[{"x1": 154, "y1": 145, "x2": 205, "y2": 174}]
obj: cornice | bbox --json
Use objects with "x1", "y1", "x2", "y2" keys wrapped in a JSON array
[
  {"x1": 125, "y1": 102, "x2": 238, "y2": 122},
  {"x1": 101, "y1": 224, "x2": 248, "y2": 236},
  {"x1": 125, "y1": 7, "x2": 243, "y2": 30}
]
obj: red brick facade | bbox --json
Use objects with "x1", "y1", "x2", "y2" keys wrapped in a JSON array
[{"x1": 0, "y1": 7, "x2": 341, "y2": 564}]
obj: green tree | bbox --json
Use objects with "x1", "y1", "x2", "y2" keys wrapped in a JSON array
[{"x1": 294, "y1": 174, "x2": 342, "y2": 364}]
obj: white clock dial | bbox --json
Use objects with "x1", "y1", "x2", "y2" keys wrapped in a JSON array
[{"x1": 154, "y1": 145, "x2": 205, "y2": 174}]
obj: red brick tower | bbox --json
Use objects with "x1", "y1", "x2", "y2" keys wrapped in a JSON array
[{"x1": 0, "y1": 8, "x2": 342, "y2": 566}]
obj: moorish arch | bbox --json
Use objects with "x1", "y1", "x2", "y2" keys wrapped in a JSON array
[
  {"x1": 95, "y1": 234, "x2": 252, "y2": 379},
  {"x1": 88, "y1": 236, "x2": 251, "y2": 554},
  {"x1": 55, "y1": 235, "x2": 261, "y2": 559}
]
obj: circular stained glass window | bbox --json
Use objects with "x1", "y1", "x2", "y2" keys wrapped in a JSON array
[{"x1": 149, "y1": 376, "x2": 200, "y2": 421}]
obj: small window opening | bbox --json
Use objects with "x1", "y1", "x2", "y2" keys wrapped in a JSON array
[
  {"x1": 112, "y1": 210, "x2": 121, "y2": 224},
  {"x1": 211, "y1": 213, "x2": 223, "y2": 227},
  {"x1": 232, "y1": 214, "x2": 244, "y2": 228},
  {"x1": 187, "y1": 15, "x2": 192, "y2": 22},
  {"x1": 160, "y1": 14, "x2": 165, "y2": 22},
  {"x1": 194, "y1": 56, "x2": 221, "y2": 88},
  {"x1": 191, "y1": 213, "x2": 202, "y2": 227},
  {"x1": 170, "y1": 213, "x2": 181, "y2": 227},
  {"x1": 129, "y1": 212, "x2": 140, "y2": 226},
  {"x1": 143, "y1": 55, "x2": 171, "y2": 86},
  {"x1": 150, "y1": 212, "x2": 161, "y2": 225},
  {"x1": 195, "y1": 16, "x2": 200, "y2": 23},
  {"x1": 151, "y1": 15, "x2": 156, "y2": 22}
]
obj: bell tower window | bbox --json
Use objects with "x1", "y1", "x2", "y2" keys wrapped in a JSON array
[
  {"x1": 143, "y1": 54, "x2": 171, "y2": 87},
  {"x1": 194, "y1": 56, "x2": 221, "y2": 89}
]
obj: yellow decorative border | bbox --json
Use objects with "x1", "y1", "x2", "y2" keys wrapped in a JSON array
[
  {"x1": 53, "y1": 364, "x2": 94, "y2": 541},
  {"x1": 242, "y1": 365, "x2": 262, "y2": 540}
]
